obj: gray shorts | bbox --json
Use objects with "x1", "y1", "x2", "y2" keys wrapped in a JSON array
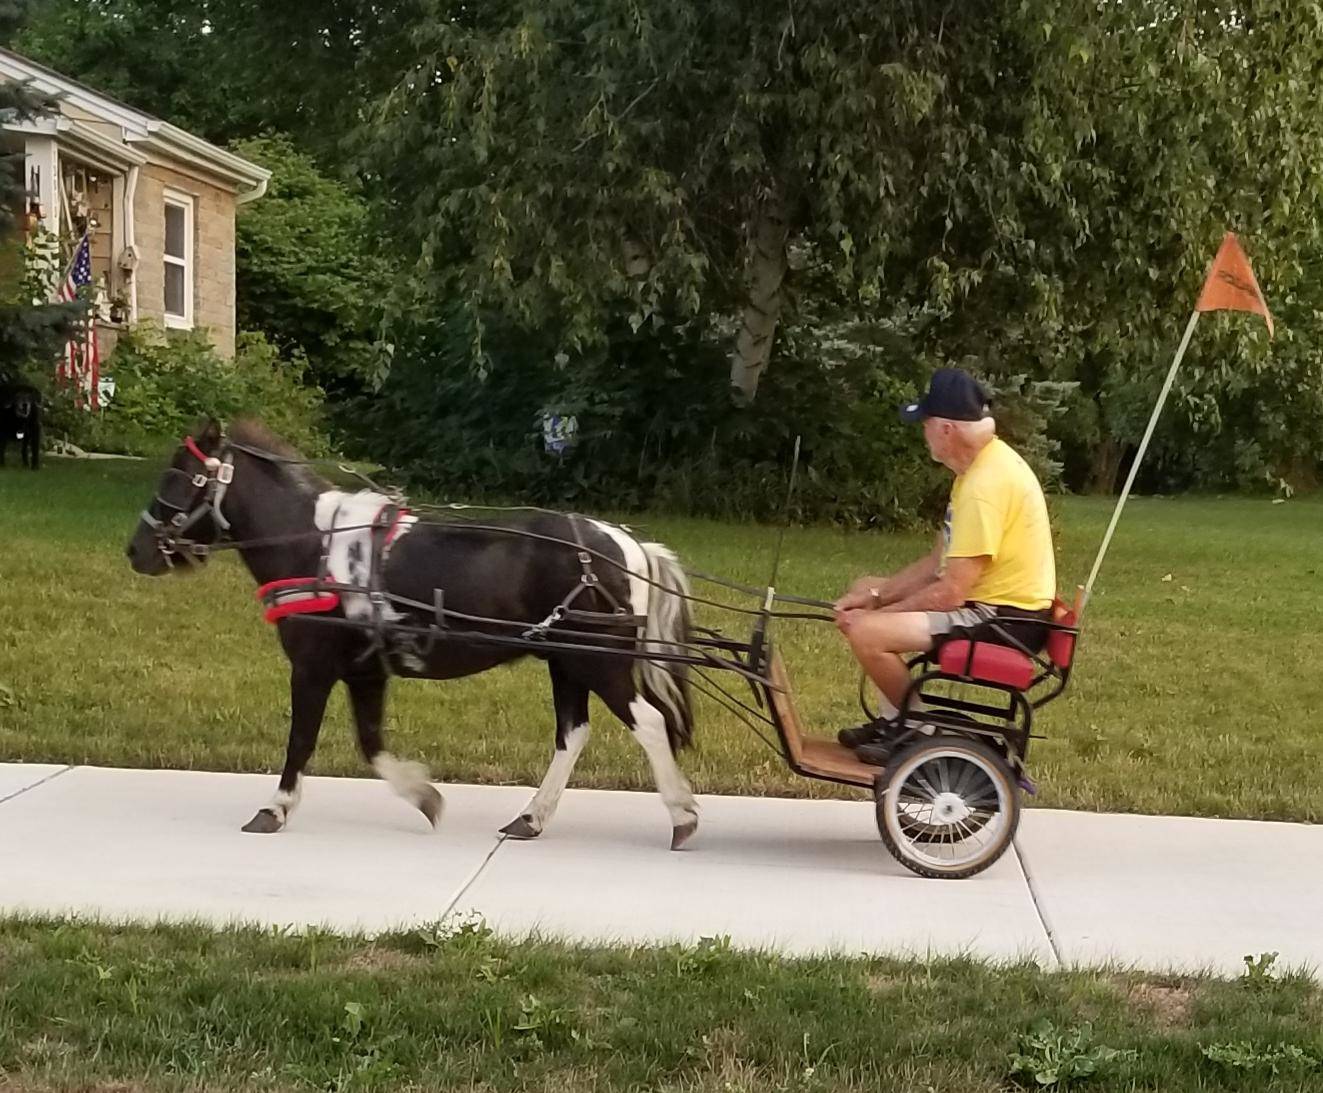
[
  {"x1": 926, "y1": 603, "x2": 998, "y2": 638},
  {"x1": 926, "y1": 602, "x2": 1052, "y2": 653}
]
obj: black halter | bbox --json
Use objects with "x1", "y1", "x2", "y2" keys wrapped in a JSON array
[{"x1": 139, "y1": 435, "x2": 235, "y2": 566}]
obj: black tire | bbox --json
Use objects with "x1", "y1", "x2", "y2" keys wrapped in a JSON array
[{"x1": 874, "y1": 737, "x2": 1019, "y2": 880}]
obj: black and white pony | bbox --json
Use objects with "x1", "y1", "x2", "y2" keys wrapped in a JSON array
[{"x1": 125, "y1": 419, "x2": 700, "y2": 848}]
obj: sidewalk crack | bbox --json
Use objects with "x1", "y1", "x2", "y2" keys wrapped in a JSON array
[
  {"x1": 0, "y1": 765, "x2": 74, "y2": 807},
  {"x1": 1014, "y1": 835, "x2": 1063, "y2": 967}
]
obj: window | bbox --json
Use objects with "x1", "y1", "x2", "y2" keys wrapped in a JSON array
[{"x1": 163, "y1": 190, "x2": 193, "y2": 328}]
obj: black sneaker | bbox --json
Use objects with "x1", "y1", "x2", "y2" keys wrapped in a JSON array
[
  {"x1": 857, "y1": 717, "x2": 938, "y2": 767},
  {"x1": 837, "y1": 718, "x2": 896, "y2": 750},
  {"x1": 856, "y1": 736, "x2": 898, "y2": 767},
  {"x1": 836, "y1": 725, "x2": 878, "y2": 751}
]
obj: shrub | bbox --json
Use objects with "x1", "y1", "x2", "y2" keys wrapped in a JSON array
[{"x1": 43, "y1": 324, "x2": 328, "y2": 456}]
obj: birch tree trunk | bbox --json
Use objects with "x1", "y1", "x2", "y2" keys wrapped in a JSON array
[{"x1": 728, "y1": 193, "x2": 789, "y2": 403}]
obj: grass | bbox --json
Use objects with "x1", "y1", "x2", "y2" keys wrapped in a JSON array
[
  {"x1": 1, "y1": 916, "x2": 1321, "y2": 1091},
  {"x1": 2, "y1": 457, "x2": 1322, "y2": 822}
]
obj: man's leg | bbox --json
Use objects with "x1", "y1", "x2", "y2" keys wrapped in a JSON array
[{"x1": 836, "y1": 609, "x2": 933, "y2": 717}]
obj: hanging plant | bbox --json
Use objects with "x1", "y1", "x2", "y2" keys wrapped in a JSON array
[{"x1": 19, "y1": 221, "x2": 62, "y2": 305}]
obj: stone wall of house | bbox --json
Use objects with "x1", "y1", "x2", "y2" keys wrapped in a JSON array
[
  {"x1": 134, "y1": 160, "x2": 238, "y2": 357},
  {"x1": 95, "y1": 323, "x2": 121, "y2": 363}
]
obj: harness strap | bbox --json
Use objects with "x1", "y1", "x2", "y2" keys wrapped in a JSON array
[
  {"x1": 255, "y1": 577, "x2": 341, "y2": 624},
  {"x1": 210, "y1": 453, "x2": 235, "y2": 530},
  {"x1": 522, "y1": 514, "x2": 631, "y2": 640},
  {"x1": 173, "y1": 435, "x2": 234, "y2": 533},
  {"x1": 351, "y1": 501, "x2": 412, "y2": 668},
  {"x1": 366, "y1": 503, "x2": 395, "y2": 654}
]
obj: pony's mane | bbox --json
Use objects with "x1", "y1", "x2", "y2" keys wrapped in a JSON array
[{"x1": 229, "y1": 417, "x2": 327, "y2": 494}]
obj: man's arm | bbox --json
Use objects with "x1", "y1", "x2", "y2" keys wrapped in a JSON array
[
  {"x1": 835, "y1": 535, "x2": 943, "y2": 612},
  {"x1": 884, "y1": 554, "x2": 990, "y2": 614}
]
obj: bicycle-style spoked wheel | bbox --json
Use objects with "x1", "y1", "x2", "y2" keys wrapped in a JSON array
[{"x1": 875, "y1": 738, "x2": 1019, "y2": 879}]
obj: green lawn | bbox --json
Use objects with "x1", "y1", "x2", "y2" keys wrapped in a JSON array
[
  {"x1": 1, "y1": 917, "x2": 1320, "y2": 1092},
  {"x1": 2, "y1": 457, "x2": 1321, "y2": 822}
]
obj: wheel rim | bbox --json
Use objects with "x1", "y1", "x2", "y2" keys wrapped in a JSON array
[{"x1": 884, "y1": 746, "x2": 1012, "y2": 872}]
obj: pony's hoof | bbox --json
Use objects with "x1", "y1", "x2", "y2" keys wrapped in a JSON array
[
  {"x1": 417, "y1": 786, "x2": 444, "y2": 828},
  {"x1": 242, "y1": 809, "x2": 284, "y2": 834},
  {"x1": 500, "y1": 815, "x2": 540, "y2": 840},
  {"x1": 670, "y1": 820, "x2": 698, "y2": 851}
]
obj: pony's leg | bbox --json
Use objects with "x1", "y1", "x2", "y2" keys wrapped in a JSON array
[
  {"x1": 501, "y1": 661, "x2": 591, "y2": 839},
  {"x1": 346, "y1": 670, "x2": 443, "y2": 828},
  {"x1": 596, "y1": 673, "x2": 699, "y2": 850},
  {"x1": 242, "y1": 662, "x2": 335, "y2": 833}
]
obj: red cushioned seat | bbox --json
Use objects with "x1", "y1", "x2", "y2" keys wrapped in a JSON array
[
  {"x1": 938, "y1": 640, "x2": 1036, "y2": 690},
  {"x1": 1047, "y1": 603, "x2": 1079, "y2": 669}
]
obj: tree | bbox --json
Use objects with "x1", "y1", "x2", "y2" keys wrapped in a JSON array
[
  {"x1": 14, "y1": 0, "x2": 1323, "y2": 497},
  {"x1": 231, "y1": 135, "x2": 393, "y2": 395},
  {"x1": 364, "y1": 0, "x2": 1323, "y2": 446},
  {"x1": 1020, "y1": 1, "x2": 1323, "y2": 492},
  {"x1": 10, "y1": 0, "x2": 423, "y2": 160},
  {"x1": 364, "y1": 0, "x2": 969, "y2": 401}
]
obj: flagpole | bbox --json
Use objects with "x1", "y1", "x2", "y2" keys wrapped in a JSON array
[{"x1": 1081, "y1": 308, "x2": 1202, "y2": 610}]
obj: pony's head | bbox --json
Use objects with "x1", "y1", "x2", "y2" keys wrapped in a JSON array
[{"x1": 126, "y1": 418, "x2": 230, "y2": 576}]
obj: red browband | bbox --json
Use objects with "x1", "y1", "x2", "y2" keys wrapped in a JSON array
[{"x1": 183, "y1": 435, "x2": 212, "y2": 466}]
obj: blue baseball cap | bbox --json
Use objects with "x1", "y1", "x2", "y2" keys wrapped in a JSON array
[{"x1": 899, "y1": 367, "x2": 991, "y2": 423}]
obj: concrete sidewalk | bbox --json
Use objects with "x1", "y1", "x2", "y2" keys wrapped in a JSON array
[{"x1": 1, "y1": 762, "x2": 1318, "y2": 978}]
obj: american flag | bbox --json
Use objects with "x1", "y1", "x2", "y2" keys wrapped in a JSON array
[{"x1": 57, "y1": 232, "x2": 100, "y2": 410}]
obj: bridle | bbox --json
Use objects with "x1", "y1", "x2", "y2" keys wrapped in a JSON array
[{"x1": 139, "y1": 435, "x2": 236, "y2": 566}]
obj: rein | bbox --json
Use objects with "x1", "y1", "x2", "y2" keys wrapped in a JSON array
[{"x1": 144, "y1": 432, "x2": 836, "y2": 623}]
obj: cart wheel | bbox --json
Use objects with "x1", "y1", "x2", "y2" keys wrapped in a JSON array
[
  {"x1": 874, "y1": 738, "x2": 1019, "y2": 880},
  {"x1": 880, "y1": 795, "x2": 994, "y2": 845}
]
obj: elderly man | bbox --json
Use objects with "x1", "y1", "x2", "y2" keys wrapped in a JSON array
[{"x1": 835, "y1": 367, "x2": 1056, "y2": 757}]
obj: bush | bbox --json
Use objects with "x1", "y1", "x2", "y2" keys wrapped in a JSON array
[
  {"x1": 342, "y1": 308, "x2": 954, "y2": 527},
  {"x1": 43, "y1": 325, "x2": 328, "y2": 456}
]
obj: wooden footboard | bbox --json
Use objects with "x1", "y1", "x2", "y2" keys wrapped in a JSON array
[{"x1": 767, "y1": 648, "x2": 878, "y2": 789}]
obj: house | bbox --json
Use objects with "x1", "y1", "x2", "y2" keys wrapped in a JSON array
[{"x1": 0, "y1": 47, "x2": 270, "y2": 358}]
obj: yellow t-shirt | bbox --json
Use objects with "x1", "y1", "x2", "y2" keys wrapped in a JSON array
[{"x1": 942, "y1": 437, "x2": 1055, "y2": 611}]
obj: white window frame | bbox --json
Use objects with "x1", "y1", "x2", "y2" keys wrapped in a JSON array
[{"x1": 162, "y1": 188, "x2": 194, "y2": 329}]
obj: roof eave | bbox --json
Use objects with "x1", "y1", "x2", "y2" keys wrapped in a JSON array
[
  {"x1": 142, "y1": 120, "x2": 271, "y2": 197},
  {"x1": 0, "y1": 47, "x2": 270, "y2": 200}
]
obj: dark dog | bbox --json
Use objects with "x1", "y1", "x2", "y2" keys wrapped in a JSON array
[{"x1": 0, "y1": 384, "x2": 42, "y2": 469}]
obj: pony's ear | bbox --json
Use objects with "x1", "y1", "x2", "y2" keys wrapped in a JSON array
[{"x1": 194, "y1": 417, "x2": 222, "y2": 452}]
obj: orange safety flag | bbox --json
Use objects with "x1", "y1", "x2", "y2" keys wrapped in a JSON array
[{"x1": 1195, "y1": 231, "x2": 1274, "y2": 338}]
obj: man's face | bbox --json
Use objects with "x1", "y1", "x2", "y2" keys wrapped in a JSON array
[{"x1": 922, "y1": 417, "x2": 953, "y2": 464}]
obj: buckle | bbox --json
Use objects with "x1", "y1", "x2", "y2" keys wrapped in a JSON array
[
  {"x1": 216, "y1": 462, "x2": 235, "y2": 485},
  {"x1": 192, "y1": 473, "x2": 208, "y2": 488}
]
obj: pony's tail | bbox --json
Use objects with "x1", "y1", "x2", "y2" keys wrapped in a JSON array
[{"x1": 638, "y1": 541, "x2": 694, "y2": 753}]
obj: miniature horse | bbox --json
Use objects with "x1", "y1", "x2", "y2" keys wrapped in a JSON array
[
  {"x1": 0, "y1": 383, "x2": 42, "y2": 469},
  {"x1": 125, "y1": 419, "x2": 700, "y2": 848}
]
